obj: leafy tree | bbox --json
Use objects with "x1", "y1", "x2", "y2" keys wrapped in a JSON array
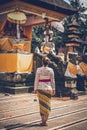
[
  {"x1": 32, "y1": 25, "x2": 44, "y2": 52},
  {"x1": 32, "y1": 24, "x2": 65, "y2": 53},
  {"x1": 63, "y1": 0, "x2": 87, "y2": 53},
  {"x1": 70, "y1": 0, "x2": 87, "y2": 40},
  {"x1": 32, "y1": 0, "x2": 87, "y2": 53}
]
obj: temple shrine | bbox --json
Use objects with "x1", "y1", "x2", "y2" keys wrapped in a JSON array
[
  {"x1": 0, "y1": 0, "x2": 77, "y2": 94},
  {"x1": 66, "y1": 16, "x2": 83, "y2": 54}
]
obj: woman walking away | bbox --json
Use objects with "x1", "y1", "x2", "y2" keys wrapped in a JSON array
[{"x1": 34, "y1": 57, "x2": 55, "y2": 126}]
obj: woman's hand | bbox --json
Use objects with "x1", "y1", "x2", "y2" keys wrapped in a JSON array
[
  {"x1": 34, "y1": 90, "x2": 37, "y2": 94},
  {"x1": 52, "y1": 90, "x2": 55, "y2": 96}
]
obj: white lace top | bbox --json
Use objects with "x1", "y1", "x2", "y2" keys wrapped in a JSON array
[{"x1": 34, "y1": 66, "x2": 55, "y2": 90}]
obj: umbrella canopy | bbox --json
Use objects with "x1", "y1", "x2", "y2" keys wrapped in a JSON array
[
  {"x1": 51, "y1": 21, "x2": 64, "y2": 32},
  {"x1": 7, "y1": 11, "x2": 27, "y2": 24}
]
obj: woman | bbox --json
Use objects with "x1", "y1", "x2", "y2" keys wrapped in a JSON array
[{"x1": 34, "y1": 57, "x2": 55, "y2": 126}]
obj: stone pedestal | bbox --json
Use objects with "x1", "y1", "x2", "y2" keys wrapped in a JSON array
[
  {"x1": 65, "y1": 77, "x2": 78, "y2": 100},
  {"x1": 3, "y1": 85, "x2": 33, "y2": 94},
  {"x1": 0, "y1": 72, "x2": 35, "y2": 94}
]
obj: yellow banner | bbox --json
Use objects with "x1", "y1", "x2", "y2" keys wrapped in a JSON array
[{"x1": 0, "y1": 53, "x2": 33, "y2": 73}]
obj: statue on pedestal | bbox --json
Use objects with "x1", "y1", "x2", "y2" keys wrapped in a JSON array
[{"x1": 41, "y1": 18, "x2": 55, "y2": 54}]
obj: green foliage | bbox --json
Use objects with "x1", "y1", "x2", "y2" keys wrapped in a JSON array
[
  {"x1": 32, "y1": 0, "x2": 87, "y2": 53},
  {"x1": 69, "y1": 0, "x2": 87, "y2": 40},
  {"x1": 32, "y1": 25, "x2": 64, "y2": 53},
  {"x1": 32, "y1": 25, "x2": 45, "y2": 52}
]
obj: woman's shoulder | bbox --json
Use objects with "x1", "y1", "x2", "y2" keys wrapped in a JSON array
[
  {"x1": 37, "y1": 66, "x2": 53, "y2": 71},
  {"x1": 37, "y1": 67, "x2": 43, "y2": 71},
  {"x1": 48, "y1": 67, "x2": 54, "y2": 72}
]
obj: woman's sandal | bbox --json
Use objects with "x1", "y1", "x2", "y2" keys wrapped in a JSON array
[{"x1": 40, "y1": 122, "x2": 48, "y2": 126}]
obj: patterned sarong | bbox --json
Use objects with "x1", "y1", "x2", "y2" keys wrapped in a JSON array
[{"x1": 37, "y1": 89, "x2": 52, "y2": 116}]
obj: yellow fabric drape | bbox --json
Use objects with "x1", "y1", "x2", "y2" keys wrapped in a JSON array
[
  {"x1": 23, "y1": 25, "x2": 32, "y2": 40},
  {"x1": 0, "y1": 53, "x2": 33, "y2": 73},
  {"x1": 17, "y1": 53, "x2": 33, "y2": 72},
  {"x1": 0, "y1": 38, "x2": 31, "y2": 52},
  {"x1": 68, "y1": 62, "x2": 78, "y2": 75},
  {"x1": 79, "y1": 62, "x2": 87, "y2": 75},
  {"x1": 0, "y1": 53, "x2": 17, "y2": 72},
  {"x1": 13, "y1": 41, "x2": 31, "y2": 52}
]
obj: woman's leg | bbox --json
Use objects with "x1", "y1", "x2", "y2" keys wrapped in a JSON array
[
  {"x1": 40, "y1": 115, "x2": 48, "y2": 126},
  {"x1": 41, "y1": 115, "x2": 44, "y2": 123},
  {"x1": 44, "y1": 115, "x2": 48, "y2": 124}
]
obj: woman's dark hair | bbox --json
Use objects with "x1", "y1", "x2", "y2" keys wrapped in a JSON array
[{"x1": 42, "y1": 57, "x2": 50, "y2": 66}]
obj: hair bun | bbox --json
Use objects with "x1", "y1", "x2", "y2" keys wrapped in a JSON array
[{"x1": 42, "y1": 57, "x2": 50, "y2": 66}]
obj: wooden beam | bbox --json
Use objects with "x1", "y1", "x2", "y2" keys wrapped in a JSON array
[{"x1": 0, "y1": 0, "x2": 67, "y2": 21}]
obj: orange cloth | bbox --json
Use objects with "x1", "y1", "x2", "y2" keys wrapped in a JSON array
[
  {"x1": 0, "y1": 38, "x2": 31, "y2": 52},
  {"x1": 41, "y1": 46, "x2": 51, "y2": 53},
  {"x1": 79, "y1": 62, "x2": 87, "y2": 75},
  {"x1": 13, "y1": 41, "x2": 31, "y2": 52},
  {"x1": 0, "y1": 53, "x2": 33, "y2": 73},
  {"x1": 68, "y1": 62, "x2": 78, "y2": 75},
  {"x1": 0, "y1": 53, "x2": 17, "y2": 72},
  {"x1": 23, "y1": 41, "x2": 31, "y2": 52},
  {"x1": 0, "y1": 38, "x2": 13, "y2": 51}
]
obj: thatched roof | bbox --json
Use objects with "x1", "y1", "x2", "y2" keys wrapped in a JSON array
[
  {"x1": 0, "y1": 0, "x2": 77, "y2": 15},
  {"x1": 24, "y1": 0, "x2": 77, "y2": 15},
  {"x1": 68, "y1": 31, "x2": 81, "y2": 35},
  {"x1": 67, "y1": 38, "x2": 83, "y2": 44}
]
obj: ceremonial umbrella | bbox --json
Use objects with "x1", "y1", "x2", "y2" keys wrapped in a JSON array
[
  {"x1": 51, "y1": 21, "x2": 64, "y2": 32},
  {"x1": 7, "y1": 11, "x2": 27, "y2": 39}
]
